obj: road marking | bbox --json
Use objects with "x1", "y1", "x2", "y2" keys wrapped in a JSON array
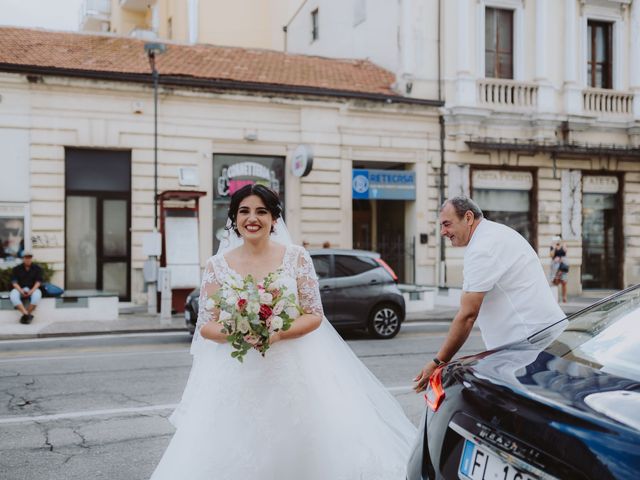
[
  {"x1": 0, "y1": 404, "x2": 179, "y2": 425},
  {"x1": 0, "y1": 385, "x2": 416, "y2": 425},
  {"x1": 0, "y1": 348, "x2": 189, "y2": 364},
  {"x1": 0, "y1": 331, "x2": 187, "y2": 345}
]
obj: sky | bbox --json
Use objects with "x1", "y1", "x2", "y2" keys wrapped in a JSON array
[{"x1": 0, "y1": 0, "x2": 83, "y2": 31}]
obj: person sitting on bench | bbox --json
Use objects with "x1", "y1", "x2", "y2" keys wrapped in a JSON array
[{"x1": 10, "y1": 251, "x2": 43, "y2": 324}]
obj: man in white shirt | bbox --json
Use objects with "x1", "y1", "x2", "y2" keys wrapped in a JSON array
[{"x1": 414, "y1": 196, "x2": 565, "y2": 392}]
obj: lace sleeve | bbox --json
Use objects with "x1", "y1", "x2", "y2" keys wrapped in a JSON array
[
  {"x1": 296, "y1": 248, "x2": 324, "y2": 317},
  {"x1": 196, "y1": 257, "x2": 221, "y2": 334}
]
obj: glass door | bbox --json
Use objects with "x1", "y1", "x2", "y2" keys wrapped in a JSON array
[
  {"x1": 65, "y1": 195, "x2": 130, "y2": 299},
  {"x1": 582, "y1": 193, "x2": 620, "y2": 289}
]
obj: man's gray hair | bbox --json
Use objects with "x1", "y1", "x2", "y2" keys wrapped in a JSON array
[{"x1": 441, "y1": 196, "x2": 484, "y2": 220}]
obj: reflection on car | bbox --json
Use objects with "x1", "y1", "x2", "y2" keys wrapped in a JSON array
[
  {"x1": 184, "y1": 248, "x2": 405, "y2": 339},
  {"x1": 407, "y1": 285, "x2": 640, "y2": 480}
]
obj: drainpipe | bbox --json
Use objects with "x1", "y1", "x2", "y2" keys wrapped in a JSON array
[
  {"x1": 437, "y1": 0, "x2": 446, "y2": 288},
  {"x1": 282, "y1": 0, "x2": 310, "y2": 52}
]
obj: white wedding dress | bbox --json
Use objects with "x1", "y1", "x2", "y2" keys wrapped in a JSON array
[{"x1": 151, "y1": 244, "x2": 417, "y2": 480}]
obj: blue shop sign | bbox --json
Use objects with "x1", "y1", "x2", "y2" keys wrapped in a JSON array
[{"x1": 352, "y1": 169, "x2": 416, "y2": 200}]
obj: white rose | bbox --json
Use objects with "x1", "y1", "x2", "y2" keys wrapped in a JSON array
[
  {"x1": 259, "y1": 292, "x2": 273, "y2": 304},
  {"x1": 285, "y1": 306, "x2": 300, "y2": 318},
  {"x1": 270, "y1": 316, "x2": 284, "y2": 331},
  {"x1": 219, "y1": 310, "x2": 232, "y2": 322},
  {"x1": 205, "y1": 298, "x2": 216, "y2": 311},
  {"x1": 227, "y1": 291, "x2": 239, "y2": 305},
  {"x1": 237, "y1": 317, "x2": 250, "y2": 334},
  {"x1": 247, "y1": 301, "x2": 260, "y2": 314}
]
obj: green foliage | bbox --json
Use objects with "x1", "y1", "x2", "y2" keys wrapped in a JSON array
[{"x1": 0, "y1": 262, "x2": 54, "y2": 291}]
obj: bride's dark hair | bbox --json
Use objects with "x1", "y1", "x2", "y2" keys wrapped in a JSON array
[{"x1": 227, "y1": 183, "x2": 282, "y2": 237}]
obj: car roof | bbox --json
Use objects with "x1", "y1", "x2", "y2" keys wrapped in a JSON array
[{"x1": 307, "y1": 248, "x2": 381, "y2": 258}]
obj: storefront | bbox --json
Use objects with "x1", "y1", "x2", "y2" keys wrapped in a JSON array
[
  {"x1": 212, "y1": 154, "x2": 285, "y2": 253},
  {"x1": 470, "y1": 168, "x2": 536, "y2": 247},
  {"x1": 352, "y1": 166, "x2": 416, "y2": 283},
  {"x1": 581, "y1": 174, "x2": 623, "y2": 289}
]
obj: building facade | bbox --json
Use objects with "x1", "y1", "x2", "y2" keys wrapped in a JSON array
[
  {"x1": 286, "y1": 0, "x2": 640, "y2": 293},
  {"x1": 79, "y1": 0, "x2": 303, "y2": 50},
  {"x1": 0, "y1": 27, "x2": 441, "y2": 305}
]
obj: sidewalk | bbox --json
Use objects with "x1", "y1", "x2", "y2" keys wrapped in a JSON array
[{"x1": 0, "y1": 291, "x2": 616, "y2": 340}]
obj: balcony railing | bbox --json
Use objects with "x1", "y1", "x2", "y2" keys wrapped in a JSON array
[
  {"x1": 477, "y1": 79, "x2": 538, "y2": 109},
  {"x1": 583, "y1": 88, "x2": 634, "y2": 116},
  {"x1": 79, "y1": 0, "x2": 111, "y2": 31}
]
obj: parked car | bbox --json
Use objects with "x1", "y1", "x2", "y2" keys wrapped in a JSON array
[
  {"x1": 184, "y1": 248, "x2": 406, "y2": 339},
  {"x1": 407, "y1": 285, "x2": 640, "y2": 480}
]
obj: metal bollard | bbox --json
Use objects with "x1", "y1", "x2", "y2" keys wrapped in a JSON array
[{"x1": 158, "y1": 267, "x2": 172, "y2": 324}]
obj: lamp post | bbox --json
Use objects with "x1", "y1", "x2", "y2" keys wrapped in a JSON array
[
  {"x1": 144, "y1": 42, "x2": 166, "y2": 316},
  {"x1": 144, "y1": 42, "x2": 167, "y2": 229}
]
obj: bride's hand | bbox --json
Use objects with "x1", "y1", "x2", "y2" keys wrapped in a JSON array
[{"x1": 269, "y1": 331, "x2": 282, "y2": 345}]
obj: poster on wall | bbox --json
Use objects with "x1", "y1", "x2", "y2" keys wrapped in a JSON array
[
  {"x1": 212, "y1": 154, "x2": 285, "y2": 252},
  {"x1": 0, "y1": 203, "x2": 29, "y2": 262},
  {"x1": 164, "y1": 215, "x2": 200, "y2": 288}
]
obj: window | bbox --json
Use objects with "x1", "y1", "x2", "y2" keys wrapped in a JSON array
[
  {"x1": 485, "y1": 7, "x2": 513, "y2": 79},
  {"x1": 311, "y1": 255, "x2": 331, "y2": 279},
  {"x1": 587, "y1": 20, "x2": 612, "y2": 89},
  {"x1": 311, "y1": 9, "x2": 319, "y2": 41},
  {"x1": 333, "y1": 255, "x2": 377, "y2": 278}
]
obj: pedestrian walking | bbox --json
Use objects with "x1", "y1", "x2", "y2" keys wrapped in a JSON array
[{"x1": 414, "y1": 196, "x2": 565, "y2": 392}]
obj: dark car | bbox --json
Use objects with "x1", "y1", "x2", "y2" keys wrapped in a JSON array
[
  {"x1": 184, "y1": 248, "x2": 406, "y2": 339},
  {"x1": 407, "y1": 286, "x2": 640, "y2": 480}
]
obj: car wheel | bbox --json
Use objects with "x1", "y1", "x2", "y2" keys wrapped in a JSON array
[{"x1": 368, "y1": 303, "x2": 401, "y2": 339}]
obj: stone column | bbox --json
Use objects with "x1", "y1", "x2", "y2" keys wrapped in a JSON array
[
  {"x1": 455, "y1": 0, "x2": 475, "y2": 106},
  {"x1": 535, "y1": 0, "x2": 554, "y2": 112},
  {"x1": 631, "y1": 0, "x2": 640, "y2": 120},
  {"x1": 564, "y1": 0, "x2": 582, "y2": 115}
]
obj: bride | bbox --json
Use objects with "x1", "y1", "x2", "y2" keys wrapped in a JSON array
[{"x1": 150, "y1": 184, "x2": 416, "y2": 479}]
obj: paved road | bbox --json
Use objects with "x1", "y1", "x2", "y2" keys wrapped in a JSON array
[{"x1": 0, "y1": 322, "x2": 485, "y2": 480}]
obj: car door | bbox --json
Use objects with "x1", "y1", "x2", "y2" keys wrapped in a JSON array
[
  {"x1": 310, "y1": 253, "x2": 335, "y2": 320},
  {"x1": 332, "y1": 254, "x2": 382, "y2": 326}
]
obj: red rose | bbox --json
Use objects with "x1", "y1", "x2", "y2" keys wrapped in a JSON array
[
  {"x1": 259, "y1": 304, "x2": 273, "y2": 320},
  {"x1": 237, "y1": 299, "x2": 247, "y2": 311}
]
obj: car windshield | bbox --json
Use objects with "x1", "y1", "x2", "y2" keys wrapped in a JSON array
[{"x1": 543, "y1": 287, "x2": 640, "y2": 382}]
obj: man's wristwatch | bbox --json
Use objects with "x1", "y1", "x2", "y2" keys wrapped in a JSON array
[{"x1": 433, "y1": 357, "x2": 444, "y2": 366}]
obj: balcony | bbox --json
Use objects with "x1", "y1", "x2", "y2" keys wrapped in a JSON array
[
  {"x1": 477, "y1": 79, "x2": 538, "y2": 110},
  {"x1": 120, "y1": 0, "x2": 156, "y2": 12},
  {"x1": 78, "y1": 0, "x2": 111, "y2": 32},
  {"x1": 582, "y1": 88, "x2": 634, "y2": 117}
]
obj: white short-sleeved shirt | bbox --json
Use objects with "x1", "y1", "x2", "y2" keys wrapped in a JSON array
[{"x1": 463, "y1": 219, "x2": 565, "y2": 349}]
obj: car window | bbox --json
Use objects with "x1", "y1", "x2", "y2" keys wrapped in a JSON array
[
  {"x1": 333, "y1": 255, "x2": 378, "y2": 278},
  {"x1": 311, "y1": 255, "x2": 331, "y2": 279},
  {"x1": 544, "y1": 287, "x2": 640, "y2": 382}
]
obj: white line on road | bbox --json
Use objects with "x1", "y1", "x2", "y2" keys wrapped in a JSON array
[
  {"x1": 0, "y1": 385, "x2": 417, "y2": 425},
  {"x1": 0, "y1": 404, "x2": 178, "y2": 425},
  {"x1": 0, "y1": 348, "x2": 188, "y2": 364}
]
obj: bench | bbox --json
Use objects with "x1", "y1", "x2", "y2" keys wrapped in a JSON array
[{"x1": 0, "y1": 289, "x2": 119, "y2": 326}]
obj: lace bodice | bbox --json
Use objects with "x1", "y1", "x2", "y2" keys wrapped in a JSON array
[{"x1": 195, "y1": 244, "x2": 324, "y2": 335}]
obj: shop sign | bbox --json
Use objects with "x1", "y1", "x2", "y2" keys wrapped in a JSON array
[
  {"x1": 217, "y1": 161, "x2": 280, "y2": 197},
  {"x1": 352, "y1": 169, "x2": 416, "y2": 200},
  {"x1": 472, "y1": 170, "x2": 533, "y2": 191},
  {"x1": 583, "y1": 176, "x2": 619, "y2": 194},
  {"x1": 291, "y1": 144, "x2": 314, "y2": 177}
]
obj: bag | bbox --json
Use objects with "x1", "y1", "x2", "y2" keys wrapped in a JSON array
[
  {"x1": 40, "y1": 283, "x2": 64, "y2": 297},
  {"x1": 558, "y1": 262, "x2": 569, "y2": 273}
]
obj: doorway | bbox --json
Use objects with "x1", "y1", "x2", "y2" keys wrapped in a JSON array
[
  {"x1": 353, "y1": 199, "x2": 408, "y2": 282},
  {"x1": 582, "y1": 190, "x2": 621, "y2": 289},
  {"x1": 65, "y1": 149, "x2": 131, "y2": 300}
]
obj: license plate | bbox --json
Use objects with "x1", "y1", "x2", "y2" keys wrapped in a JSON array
[
  {"x1": 459, "y1": 439, "x2": 534, "y2": 480},
  {"x1": 184, "y1": 310, "x2": 191, "y2": 321}
]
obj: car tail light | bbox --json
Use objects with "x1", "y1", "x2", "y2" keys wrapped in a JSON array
[
  {"x1": 424, "y1": 366, "x2": 446, "y2": 412},
  {"x1": 375, "y1": 258, "x2": 398, "y2": 282}
]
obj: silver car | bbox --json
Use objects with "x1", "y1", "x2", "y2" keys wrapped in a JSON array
[{"x1": 185, "y1": 248, "x2": 406, "y2": 339}]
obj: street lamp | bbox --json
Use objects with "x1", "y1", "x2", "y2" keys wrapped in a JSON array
[
  {"x1": 144, "y1": 42, "x2": 166, "y2": 316},
  {"x1": 144, "y1": 42, "x2": 167, "y2": 229}
]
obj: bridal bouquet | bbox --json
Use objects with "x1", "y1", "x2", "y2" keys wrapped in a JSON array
[{"x1": 210, "y1": 270, "x2": 301, "y2": 362}]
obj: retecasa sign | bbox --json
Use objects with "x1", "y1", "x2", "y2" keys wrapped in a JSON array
[{"x1": 291, "y1": 144, "x2": 313, "y2": 177}]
